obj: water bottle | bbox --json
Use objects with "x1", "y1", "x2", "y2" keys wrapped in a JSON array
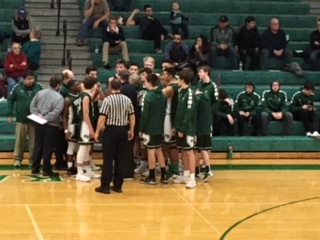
[
  {"x1": 7, "y1": 42, "x2": 11, "y2": 52},
  {"x1": 286, "y1": 34, "x2": 290, "y2": 42},
  {"x1": 95, "y1": 44, "x2": 99, "y2": 54},
  {"x1": 228, "y1": 146, "x2": 233, "y2": 159},
  {"x1": 239, "y1": 61, "x2": 243, "y2": 71}
]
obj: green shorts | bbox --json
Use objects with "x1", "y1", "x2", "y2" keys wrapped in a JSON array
[
  {"x1": 142, "y1": 134, "x2": 163, "y2": 149},
  {"x1": 195, "y1": 135, "x2": 212, "y2": 150},
  {"x1": 177, "y1": 135, "x2": 196, "y2": 150}
]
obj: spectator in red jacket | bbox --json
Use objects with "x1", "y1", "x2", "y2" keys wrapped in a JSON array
[{"x1": 5, "y1": 42, "x2": 28, "y2": 96}]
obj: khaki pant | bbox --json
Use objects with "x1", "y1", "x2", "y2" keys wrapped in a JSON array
[
  {"x1": 14, "y1": 122, "x2": 35, "y2": 163},
  {"x1": 102, "y1": 41, "x2": 129, "y2": 65}
]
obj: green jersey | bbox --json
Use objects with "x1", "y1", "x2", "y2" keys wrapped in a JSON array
[
  {"x1": 139, "y1": 88, "x2": 166, "y2": 135},
  {"x1": 60, "y1": 82, "x2": 70, "y2": 98},
  {"x1": 290, "y1": 90, "x2": 314, "y2": 112},
  {"x1": 174, "y1": 87, "x2": 197, "y2": 136},
  {"x1": 66, "y1": 93, "x2": 80, "y2": 125},
  {"x1": 196, "y1": 92, "x2": 212, "y2": 136},
  {"x1": 78, "y1": 92, "x2": 95, "y2": 124},
  {"x1": 234, "y1": 91, "x2": 260, "y2": 115},
  {"x1": 196, "y1": 80, "x2": 219, "y2": 107}
]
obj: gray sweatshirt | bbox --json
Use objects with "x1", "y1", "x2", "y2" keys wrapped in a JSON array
[
  {"x1": 210, "y1": 26, "x2": 235, "y2": 47},
  {"x1": 30, "y1": 88, "x2": 64, "y2": 127}
]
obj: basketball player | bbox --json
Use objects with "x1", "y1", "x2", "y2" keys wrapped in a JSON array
[
  {"x1": 63, "y1": 80, "x2": 81, "y2": 176},
  {"x1": 76, "y1": 76, "x2": 100, "y2": 182}
]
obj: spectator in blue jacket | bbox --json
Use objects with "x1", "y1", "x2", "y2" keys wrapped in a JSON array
[
  {"x1": 102, "y1": 17, "x2": 129, "y2": 69},
  {"x1": 164, "y1": 33, "x2": 189, "y2": 66},
  {"x1": 260, "y1": 18, "x2": 292, "y2": 70}
]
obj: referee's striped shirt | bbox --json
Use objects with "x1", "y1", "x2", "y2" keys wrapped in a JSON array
[{"x1": 100, "y1": 93, "x2": 135, "y2": 126}]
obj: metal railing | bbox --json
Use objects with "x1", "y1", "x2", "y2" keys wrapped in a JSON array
[
  {"x1": 50, "y1": 0, "x2": 62, "y2": 36},
  {"x1": 67, "y1": 49, "x2": 73, "y2": 71},
  {"x1": 62, "y1": 20, "x2": 67, "y2": 66}
]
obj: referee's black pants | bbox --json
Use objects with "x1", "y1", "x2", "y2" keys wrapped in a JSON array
[{"x1": 101, "y1": 125, "x2": 130, "y2": 189}]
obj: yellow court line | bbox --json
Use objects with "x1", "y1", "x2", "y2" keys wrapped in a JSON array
[
  {"x1": 25, "y1": 205, "x2": 44, "y2": 240},
  {"x1": 170, "y1": 186, "x2": 222, "y2": 237}
]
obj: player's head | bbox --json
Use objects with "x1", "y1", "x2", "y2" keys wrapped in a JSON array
[
  {"x1": 83, "y1": 76, "x2": 98, "y2": 90},
  {"x1": 22, "y1": 69, "x2": 35, "y2": 87},
  {"x1": 162, "y1": 59, "x2": 174, "y2": 70},
  {"x1": 139, "y1": 67, "x2": 153, "y2": 83},
  {"x1": 85, "y1": 66, "x2": 98, "y2": 78},
  {"x1": 115, "y1": 60, "x2": 128, "y2": 73},
  {"x1": 245, "y1": 81, "x2": 255, "y2": 94},
  {"x1": 68, "y1": 80, "x2": 81, "y2": 94},
  {"x1": 198, "y1": 65, "x2": 211, "y2": 79},
  {"x1": 145, "y1": 73, "x2": 159, "y2": 89},
  {"x1": 271, "y1": 81, "x2": 281, "y2": 92},
  {"x1": 129, "y1": 73, "x2": 140, "y2": 88},
  {"x1": 304, "y1": 82, "x2": 315, "y2": 96},
  {"x1": 163, "y1": 67, "x2": 176, "y2": 81},
  {"x1": 218, "y1": 89, "x2": 229, "y2": 100},
  {"x1": 129, "y1": 63, "x2": 139, "y2": 74},
  {"x1": 119, "y1": 70, "x2": 130, "y2": 83},
  {"x1": 143, "y1": 56, "x2": 155, "y2": 70},
  {"x1": 178, "y1": 68, "x2": 193, "y2": 87}
]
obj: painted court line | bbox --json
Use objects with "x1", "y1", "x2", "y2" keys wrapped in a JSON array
[
  {"x1": 25, "y1": 205, "x2": 44, "y2": 240},
  {"x1": 170, "y1": 187, "x2": 222, "y2": 237}
]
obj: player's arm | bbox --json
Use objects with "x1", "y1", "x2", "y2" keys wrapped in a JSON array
[
  {"x1": 62, "y1": 98, "x2": 71, "y2": 132},
  {"x1": 162, "y1": 86, "x2": 173, "y2": 98},
  {"x1": 82, "y1": 96, "x2": 95, "y2": 135}
]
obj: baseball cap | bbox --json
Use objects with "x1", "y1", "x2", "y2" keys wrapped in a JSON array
[
  {"x1": 18, "y1": 7, "x2": 27, "y2": 17},
  {"x1": 219, "y1": 15, "x2": 228, "y2": 23}
]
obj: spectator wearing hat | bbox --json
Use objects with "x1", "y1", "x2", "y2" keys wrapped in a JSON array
[
  {"x1": 210, "y1": 15, "x2": 239, "y2": 70},
  {"x1": 260, "y1": 18, "x2": 292, "y2": 70},
  {"x1": 12, "y1": 7, "x2": 33, "y2": 45},
  {"x1": 237, "y1": 16, "x2": 260, "y2": 70}
]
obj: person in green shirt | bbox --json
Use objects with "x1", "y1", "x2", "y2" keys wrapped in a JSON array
[
  {"x1": 21, "y1": 28, "x2": 42, "y2": 71},
  {"x1": 290, "y1": 82, "x2": 320, "y2": 136},
  {"x1": 139, "y1": 73, "x2": 167, "y2": 185},
  {"x1": 7, "y1": 70, "x2": 42, "y2": 167},
  {"x1": 213, "y1": 89, "x2": 235, "y2": 136},
  {"x1": 261, "y1": 81, "x2": 293, "y2": 136},
  {"x1": 234, "y1": 81, "x2": 260, "y2": 136},
  {"x1": 173, "y1": 68, "x2": 197, "y2": 189}
]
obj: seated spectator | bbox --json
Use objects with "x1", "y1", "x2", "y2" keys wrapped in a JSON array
[
  {"x1": 164, "y1": 33, "x2": 189, "y2": 67},
  {"x1": 261, "y1": 81, "x2": 293, "y2": 136},
  {"x1": 102, "y1": 17, "x2": 129, "y2": 69},
  {"x1": 189, "y1": 35, "x2": 212, "y2": 74},
  {"x1": 126, "y1": 5, "x2": 169, "y2": 54},
  {"x1": 213, "y1": 89, "x2": 235, "y2": 136},
  {"x1": 234, "y1": 82, "x2": 260, "y2": 136},
  {"x1": 170, "y1": 2, "x2": 189, "y2": 39},
  {"x1": 4, "y1": 42, "x2": 28, "y2": 96},
  {"x1": 290, "y1": 82, "x2": 320, "y2": 137},
  {"x1": 12, "y1": 7, "x2": 33, "y2": 45},
  {"x1": 237, "y1": 16, "x2": 260, "y2": 70},
  {"x1": 143, "y1": 56, "x2": 155, "y2": 70},
  {"x1": 260, "y1": 18, "x2": 293, "y2": 70},
  {"x1": 21, "y1": 28, "x2": 42, "y2": 71},
  {"x1": 210, "y1": 15, "x2": 239, "y2": 70},
  {"x1": 76, "y1": 0, "x2": 110, "y2": 46},
  {"x1": 129, "y1": 63, "x2": 140, "y2": 74},
  {"x1": 309, "y1": 19, "x2": 320, "y2": 71}
]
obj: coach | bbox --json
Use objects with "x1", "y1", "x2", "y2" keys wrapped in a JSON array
[{"x1": 94, "y1": 78, "x2": 135, "y2": 194}]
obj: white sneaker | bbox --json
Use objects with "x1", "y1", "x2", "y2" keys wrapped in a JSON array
[
  {"x1": 185, "y1": 180, "x2": 197, "y2": 189},
  {"x1": 312, "y1": 131, "x2": 320, "y2": 137},
  {"x1": 124, "y1": 178, "x2": 134, "y2": 181},
  {"x1": 142, "y1": 169, "x2": 149, "y2": 177},
  {"x1": 76, "y1": 174, "x2": 91, "y2": 182},
  {"x1": 86, "y1": 171, "x2": 101, "y2": 179},
  {"x1": 91, "y1": 164, "x2": 101, "y2": 171},
  {"x1": 14, "y1": 160, "x2": 21, "y2": 167},
  {"x1": 306, "y1": 132, "x2": 312, "y2": 137},
  {"x1": 173, "y1": 175, "x2": 189, "y2": 184},
  {"x1": 134, "y1": 161, "x2": 148, "y2": 174}
]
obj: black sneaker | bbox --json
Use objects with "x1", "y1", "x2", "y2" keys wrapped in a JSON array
[
  {"x1": 42, "y1": 172, "x2": 59, "y2": 177},
  {"x1": 54, "y1": 161, "x2": 68, "y2": 170},
  {"x1": 67, "y1": 167, "x2": 77, "y2": 176},
  {"x1": 111, "y1": 186, "x2": 123, "y2": 193},
  {"x1": 104, "y1": 64, "x2": 112, "y2": 69},
  {"x1": 95, "y1": 186, "x2": 111, "y2": 194},
  {"x1": 31, "y1": 169, "x2": 40, "y2": 174},
  {"x1": 140, "y1": 177, "x2": 156, "y2": 185},
  {"x1": 160, "y1": 176, "x2": 169, "y2": 184}
]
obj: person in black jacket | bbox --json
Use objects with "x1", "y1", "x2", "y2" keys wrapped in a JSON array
[
  {"x1": 189, "y1": 35, "x2": 212, "y2": 75},
  {"x1": 309, "y1": 19, "x2": 320, "y2": 71},
  {"x1": 102, "y1": 17, "x2": 129, "y2": 69},
  {"x1": 237, "y1": 16, "x2": 260, "y2": 70},
  {"x1": 12, "y1": 7, "x2": 33, "y2": 45},
  {"x1": 260, "y1": 18, "x2": 292, "y2": 70}
]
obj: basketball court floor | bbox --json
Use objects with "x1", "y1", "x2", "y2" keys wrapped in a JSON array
[{"x1": 0, "y1": 161, "x2": 320, "y2": 240}]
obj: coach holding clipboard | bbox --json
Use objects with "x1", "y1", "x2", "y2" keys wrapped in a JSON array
[
  {"x1": 94, "y1": 78, "x2": 135, "y2": 194},
  {"x1": 29, "y1": 75, "x2": 64, "y2": 177}
]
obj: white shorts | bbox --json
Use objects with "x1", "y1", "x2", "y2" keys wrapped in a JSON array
[
  {"x1": 163, "y1": 115, "x2": 176, "y2": 143},
  {"x1": 79, "y1": 121, "x2": 94, "y2": 145},
  {"x1": 67, "y1": 141, "x2": 79, "y2": 155}
]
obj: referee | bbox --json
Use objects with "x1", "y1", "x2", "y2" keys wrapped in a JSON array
[{"x1": 94, "y1": 78, "x2": 135, "y2": 194}]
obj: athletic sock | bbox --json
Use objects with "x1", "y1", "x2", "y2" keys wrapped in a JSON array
[
  {"x1": 67, "y1": 162, "x2": 73, "y2": 169},
  {"x1": 183, "y1": 170, "x2": 190, "y2": 178},
  {"x1": 149, "y1": 169, "x2": 155, "y2": 179},
  {"x1": 160, "y1": 167, "x2": 166, "y2": 178},
  {"x1": 190, "y1": 173, "x2": 195, "y2": 181},
  {"x1": 205, "y1": 165, "x2": 210, "y2": 173},
  {"x1": 77, "y1": 166, "x2": 83, "y2": 175}
]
